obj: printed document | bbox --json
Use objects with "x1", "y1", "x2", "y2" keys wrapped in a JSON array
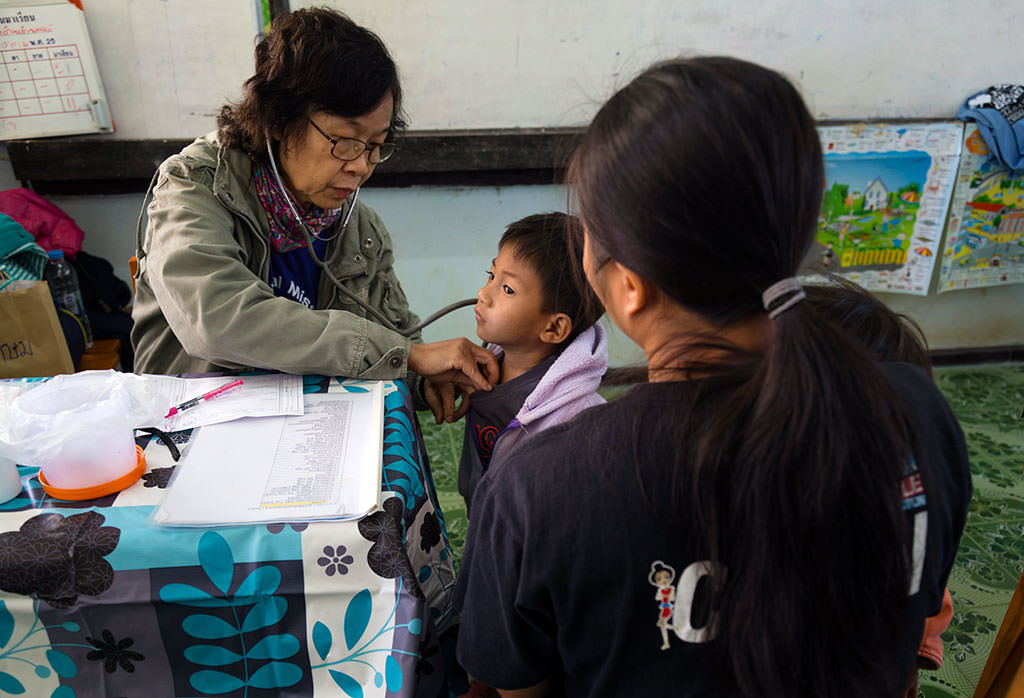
[
  {"x1": 143, "y1": 373, "x2": 305, "y2": 431},
  {"x1": 152, "y1": 385, "x2": 384, "y2": 526}
]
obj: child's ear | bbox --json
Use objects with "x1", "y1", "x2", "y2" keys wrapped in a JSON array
[{"x1": 539, "y1": 313, "x2": 572, "y2": 345}]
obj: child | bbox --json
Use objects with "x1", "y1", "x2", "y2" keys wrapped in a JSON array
[
  {"x1": 805, "y1": 277, "x2": 952, "y2": 694},
  {"x1": 804, "y1": 276, "x2": 931, "y2": 377},
  {"x1": 458, "y1": 212, "x2": 606, "y2": 513}
]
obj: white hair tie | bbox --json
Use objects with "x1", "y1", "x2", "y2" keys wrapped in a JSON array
[{"x1": 762, "y1": 278, "x2": 806, "y2": 319}]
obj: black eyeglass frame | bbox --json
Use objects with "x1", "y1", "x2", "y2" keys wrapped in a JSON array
[{"x1": 308, "y1": 119, "x2": 398, "y2": 164}]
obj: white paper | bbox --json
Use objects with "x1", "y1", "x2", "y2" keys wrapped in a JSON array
[
  {"x1": 142, "y1": 373, "x2": 304, "y2": 431},
  {"x1": 152, "y1": 386, "x2": 384, "y2": 526}
]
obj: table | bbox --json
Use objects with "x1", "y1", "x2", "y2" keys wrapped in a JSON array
[{"x1": 0, "y1": 376, "x2": 465, "y2": 697}]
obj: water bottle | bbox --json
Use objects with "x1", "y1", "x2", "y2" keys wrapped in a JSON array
[{"x1": 44, "y1": 249, "x2": 93, "y2": 348}]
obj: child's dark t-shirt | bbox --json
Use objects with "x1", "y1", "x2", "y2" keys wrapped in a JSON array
[
  {"x1": 454, "y1": 363, "x2": 972, "y2": 697},
  {"x1": 458, "y1": 353, "x2": 556, "y2": 513}
]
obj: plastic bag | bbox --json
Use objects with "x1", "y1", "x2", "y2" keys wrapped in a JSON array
[{"x1": 0, "y1": 370, "x2": 167, "y2": 487}]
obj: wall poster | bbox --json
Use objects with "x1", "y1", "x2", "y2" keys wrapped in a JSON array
[
  {"x1": 937, "y1": 123, "x2": 1024, "y2": 292},
  {"x1": 805, "y1": 122, "x2": 963, "y2": 295}
]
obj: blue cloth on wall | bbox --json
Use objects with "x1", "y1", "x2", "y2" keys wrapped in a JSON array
[{"x1": 957, "y1": 84, "x2": 1024, "y2": 173}]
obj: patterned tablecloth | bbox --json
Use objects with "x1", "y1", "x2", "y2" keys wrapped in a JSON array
[{"x1": 0, "y1": 376, "x2": 463, "y2": 698}]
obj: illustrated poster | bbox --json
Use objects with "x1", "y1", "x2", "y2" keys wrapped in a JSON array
[
  {"x1": 804, "y1": 122, "x2": 963, "y2": 295},
  {"x1": 937, "y1": 123, "x2": 1024, "y2": 292}
]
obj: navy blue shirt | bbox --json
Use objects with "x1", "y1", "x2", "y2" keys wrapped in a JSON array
[
  {"x1": 455, "y1": 363, "x2": 971, "y2": 697},
  {"x1": 269, "y1": 237, "x2": 327, "y2": 308}
]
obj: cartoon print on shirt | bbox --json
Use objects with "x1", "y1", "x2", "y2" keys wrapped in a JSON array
[
  {"x1": 647, "y1": 559, "x2": 728, "y2": 650},
  {"x1": 648, "y1": 561, "x2": 677, "y2": 650}
]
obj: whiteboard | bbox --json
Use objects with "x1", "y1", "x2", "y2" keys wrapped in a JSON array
[
  {"x1": 20, "y1": 0, "x2": 1022, "y2": 138},
  {"x1": 0, "y1": 0, "x2": 111, "y2": 139},
  {"x1": 76, "y1": 0, "x2": 260, "y2": 139},
  {"x1": 304, "y1": 0, "x2": 1020, "y2": 130}
]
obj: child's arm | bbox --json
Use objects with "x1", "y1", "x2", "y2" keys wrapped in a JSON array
[{"x1": 918, "y1": 587, "x2": 954, "y2": 670}]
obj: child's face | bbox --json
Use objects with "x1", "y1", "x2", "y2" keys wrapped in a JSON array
[{"x1": 475, "y1": 244, "x2": 554, "y2": 350}]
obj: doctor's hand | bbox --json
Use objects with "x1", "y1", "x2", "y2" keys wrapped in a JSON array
[
  {"x1": 408, "y1": 339, "x2": 498, "y2": 393},
  {"x1": 422, "y1": 380, "x2": 473, "y2": 424}
]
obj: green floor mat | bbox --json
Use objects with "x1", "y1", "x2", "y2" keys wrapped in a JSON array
[{"x1": 920, "y1": 363, "x2": 1024, "y2": 698}]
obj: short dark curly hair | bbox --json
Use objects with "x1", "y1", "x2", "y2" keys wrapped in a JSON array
[
  {"x1": 217, "y1": 7, "x2": 407, "y2": 161},
  {"x1": 499, "y1": 213, "x2": 604, "y2": 345}
]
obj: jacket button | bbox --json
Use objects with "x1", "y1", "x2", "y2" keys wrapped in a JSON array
[
  {"x1": 363, "y1": 238, "x2": 374, "y2": 249},
  {"x1": 388, "y1": 355, "x2": 402, "y2": 369},
  {"x1": 353, "y1": 254, "x2": 363, "y2": 263}
]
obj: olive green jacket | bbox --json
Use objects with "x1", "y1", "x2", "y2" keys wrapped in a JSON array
[{"x1": 131, "y1": 132, "x2": 422, "y2": 381}]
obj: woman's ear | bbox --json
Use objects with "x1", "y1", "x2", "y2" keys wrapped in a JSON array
[
  {"x1": 589, "y1": 259, "x2": 654, "y2": 341},
  {"x1": 539, "y1": 313, "x2": 572, "y2": 345},
  {"x1": 615, "y1": 262, "x2": 652, "y2": 319}
]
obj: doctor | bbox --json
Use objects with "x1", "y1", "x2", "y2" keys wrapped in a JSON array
[{"x1": 131, "y1": 7, "x2": 495, "y2": 419}]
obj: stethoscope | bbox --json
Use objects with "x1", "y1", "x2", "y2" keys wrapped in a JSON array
[{"x1": 265, "y1": 136, "x2": 475, "y2": 336}]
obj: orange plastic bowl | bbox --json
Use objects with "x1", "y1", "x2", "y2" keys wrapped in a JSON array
[{"x1": 38, "y1": 445, "x2": 146, "y2": 501}]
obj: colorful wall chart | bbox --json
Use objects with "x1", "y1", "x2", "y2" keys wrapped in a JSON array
[
  {"x1": 937, "y1": 123, "x2": 1024, "y2": 292},
  {"x1": 806, "y1": 122, "x2": 963, "y2": 295}
]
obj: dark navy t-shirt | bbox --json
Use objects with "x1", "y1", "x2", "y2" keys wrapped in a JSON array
[
  {"x1": 458, "y1": 352, "x2": 558, "y2": 513},
  {"x1": 269, "y1": 237, "x2": 327, "y2": 308},
  {"x1": 454, "y1": 363, "x2": 971, "y2": 697}
]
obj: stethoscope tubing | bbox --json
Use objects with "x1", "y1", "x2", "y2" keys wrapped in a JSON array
[{"x1": 265, "y1": 136, "x2": 474, "y2": 336}]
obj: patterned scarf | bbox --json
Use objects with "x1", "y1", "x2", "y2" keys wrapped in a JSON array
[{"x1": 253, "y1": 160, "x2": 344, "y2": 253}]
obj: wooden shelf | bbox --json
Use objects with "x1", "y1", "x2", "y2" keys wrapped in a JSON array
[
  {"x1": 4, "y1": 117, "x2": 958, "y2": 195},
  {"x1": 5, "y1": 128, "x2": 585, "y2": 195}
]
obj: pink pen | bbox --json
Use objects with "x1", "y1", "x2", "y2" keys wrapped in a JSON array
[{"x1": 165, "y1": 379, "x2": 244, "y2": 419}]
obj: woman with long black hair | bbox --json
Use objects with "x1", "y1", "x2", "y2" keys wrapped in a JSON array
[{"x1": 455, "y1": 56, "x2": 971, "y2": 698}]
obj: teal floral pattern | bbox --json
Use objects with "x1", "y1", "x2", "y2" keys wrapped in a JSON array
[
  {"x1": 0, "y1": 376, "x2": 458, "y2": 696},
  {"x1": 309, "y1": 583, "x2": 422, "y2": 694},
  {"x1": 0, "y1": 599, "x2": 81, "y2": 697},
  {"x1": 158, "y1": 531, "x2": 304, "y2": 695}
]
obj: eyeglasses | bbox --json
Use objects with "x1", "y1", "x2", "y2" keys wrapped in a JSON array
[{"x1": 309, "y1": 119, "x2": 397, "y2": 164}]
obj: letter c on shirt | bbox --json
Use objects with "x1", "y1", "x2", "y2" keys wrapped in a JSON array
[{"x1": 672, "y1": 560, "x2": 726, "y2": 643}]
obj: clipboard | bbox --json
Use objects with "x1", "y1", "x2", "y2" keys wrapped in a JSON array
[
  {"x1": 0, "y1": 0, "x2": 112, "y2": 140},
  {"x1": 152, "y1": 383, "x2": 386, "y2": 527}
]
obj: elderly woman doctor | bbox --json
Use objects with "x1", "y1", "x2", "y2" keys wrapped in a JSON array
[{"x1": 131, "y1": 8, "x2": 496, "y2": 417}]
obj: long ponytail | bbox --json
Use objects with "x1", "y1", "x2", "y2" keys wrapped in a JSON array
[
  {"x1": 571, "y1": 56, "x2": 916, "y2": 697},
  {"x1": 689, "y1": 298, "x2": 912, "y2": 696}
]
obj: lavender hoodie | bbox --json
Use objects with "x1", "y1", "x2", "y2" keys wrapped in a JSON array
[
  {"x1": 459, "y1": 323, "x2": 608, "y2": 511},
  {"x1": 490, "y1": 322, "x2": 608, "y2": 463}
]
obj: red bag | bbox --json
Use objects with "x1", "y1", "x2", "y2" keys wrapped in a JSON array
[{"x1": 0, "y1": 188, "x2": 86, "y2": 258}]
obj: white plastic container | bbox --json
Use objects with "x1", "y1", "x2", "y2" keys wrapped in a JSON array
[
  {"x1": 0, "y1": 456, "x2": 21, "y2": 504},
  {"x1": 14, "y1": 372, "x2": 139, "y2": 493}
]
